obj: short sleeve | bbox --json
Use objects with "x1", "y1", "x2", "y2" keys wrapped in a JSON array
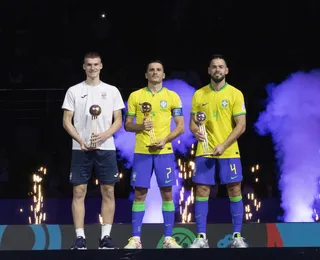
[
  {"x1": 61, "y1": 88, "x2": 75, "y2": 111},
  {"x1": 171, "y1": 92, "x2": 183, "y2": 117},
  {"x1": 126, "y1": 93, "x2": 136, "y2": 116},
  {"x1": 190, "y1": 92, "x2": 199, "y2": 115},
  {"x1": 113, "y1": 88, "x2": 125, "y2": 111},
  {"x1": 233, "y1": 90, "x2": 246, "y2": 117}
]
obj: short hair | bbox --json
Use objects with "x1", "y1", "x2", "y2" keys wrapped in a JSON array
[
  {"x1": 83, "y1": 52, "x2": 102, "y2": 63},
  {"x1": 146, "y1": 60, "x2": 164, "y2": 72},
  {"x1": 209, "y1": 54, "x2": 227, "y2": 66}
]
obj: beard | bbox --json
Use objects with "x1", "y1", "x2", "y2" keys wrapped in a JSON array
[{"x1": 211, "y1": 74, "x2": 225, "y2": 83}]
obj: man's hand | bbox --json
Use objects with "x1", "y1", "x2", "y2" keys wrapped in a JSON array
[
  {"x1": 212, "y1": 144, "x2": 227, "y2": 156},
  {"x1": 80, "y1": 141, "x2": 90, "y2": 151},
  {"x1": 90, "y1": 132, "x2": 110, "y2": 146},
  {"x1": 143, "y1": 118, "x2": 154, "y2": 131},
  {"x1": 152, "y1": 138, "x2": 167, "y2": 150},
  {"x1": 194, "y1": 131, "x2": 206, "y2": 142}
]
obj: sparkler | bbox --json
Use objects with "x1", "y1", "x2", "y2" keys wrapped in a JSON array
[
  {"x1": 29, "y1": 166, "x2": 46, "y2": 224},
  {"x1": 178, "y1": 143, "x2": 196, "y2": 223},
  {"x1": 245, "y1": 164, "x2": 262, "y2": 223}
]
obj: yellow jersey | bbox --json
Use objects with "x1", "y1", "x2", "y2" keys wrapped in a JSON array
[
  {"x1": 191, "y1": 83, "x2": 246, "y2": 158},
  {"x1": 127, "y1": 87, "x2": 183, "y2": 154}
]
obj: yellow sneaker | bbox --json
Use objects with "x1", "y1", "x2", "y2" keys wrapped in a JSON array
[
  {"x1": 124, "y1": 237, "x2": 142, "y2": 249},
  {"x1": 162, "y1": 237, "x2": 182, "y2": 248}
]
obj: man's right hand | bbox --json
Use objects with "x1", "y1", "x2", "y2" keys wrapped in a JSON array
[
  {"x1": 80, "y1": 142, "x2": 90, "y2": 151},
  {"x1": 194, "y1": 131, "x2": 206, "y2": 142},
  {"x1": 143, "y1": 118, "x2": 154, "y2": 131}
]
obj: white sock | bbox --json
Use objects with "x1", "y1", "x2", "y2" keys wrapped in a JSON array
[
  {"x1": 75, "y1": 228, "x2": 85, "y2": 238},
  {"x1": 164, "y1": 236, "x2": 172, "y2": 241},
  {"x1": 199, "y1": 233, "x2": 206, "y2": 239},
  {"x1": 101, "y1": 224, "x2": 112, "y2": 239},
  {"x1": 132, "y1": 236, "x2": 140, "y2": 241},
  {"x1": 233, "y1": 232, "x2": 241, "y2": 238}
]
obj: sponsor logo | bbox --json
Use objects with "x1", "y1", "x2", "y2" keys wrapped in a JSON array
[{"x1": 156, "y1": 228, "x2": 196, "y2": 248}]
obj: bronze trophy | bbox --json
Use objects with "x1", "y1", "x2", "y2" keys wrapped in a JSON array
[
  {"x1": 140, "y1": 102, "x2": 157, "y2": 147},
  {"x1": 195, "y1": 112, "x2": 211, "y2": 155},
  {"x1": 88, "y1": 104, "x2": 102, "y2": 148}
]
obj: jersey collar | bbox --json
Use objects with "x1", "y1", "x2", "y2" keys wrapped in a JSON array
[
  {"x1": 209, "y1": 82, "x2": 228, "y2": 92},
  {"x1": 145, "y1": 86, "x2": 165, "y2": 95}
]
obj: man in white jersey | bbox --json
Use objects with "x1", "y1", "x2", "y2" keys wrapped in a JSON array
[{"x1": 62, "y1": 52, "x2": 125, "y2": 250}]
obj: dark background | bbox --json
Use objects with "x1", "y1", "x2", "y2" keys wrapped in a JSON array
[{"x1": 0, "y1": 0, "x2": 319, "y2": 223}]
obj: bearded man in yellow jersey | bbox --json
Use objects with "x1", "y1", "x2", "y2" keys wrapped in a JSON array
[
  {"x1": 124, "y1": 60, "x2": 184, "y2": 249},
  {"x1": 189, "y1": 54, "x2": 247, "y2": 248}
]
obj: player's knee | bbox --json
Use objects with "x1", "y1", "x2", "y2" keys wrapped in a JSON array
[
  {"x1": 135, "y1": 187, "x2": 148, "y2": 202},
  {"x1": 101, "y1": 184, "x2": 115, "y2": 201},
  {"x1": 227, "y1": 182, "x2": 241, "y2": 197},
  {"x1": 196, "y1": 185, "x2": 210, "y2": 197},
  {"x1": 73, "y1": 185, "x2": 87, "y2": 200},
  {"x1": 160, "y1": 186, "x2": 172, "y2": 201}
]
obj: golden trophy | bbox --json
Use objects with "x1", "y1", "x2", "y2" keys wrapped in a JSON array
[
  {"x1": 195, "y1": 112, "x2": 212, "y2": 155},
  {"x1": 88, "y1": 104, "x2": 102, "y2": 148},
  {"x1": 140, "y1": 102, "x2": 157, "y2": 147}
]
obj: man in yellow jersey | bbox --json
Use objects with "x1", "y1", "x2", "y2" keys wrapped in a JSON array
[
  {"x1": 189, "y1": 54, "x2": 247, "y2": 248},
  {"x1": 124, "y1": 60, "x2": 184, "y2": 249}
]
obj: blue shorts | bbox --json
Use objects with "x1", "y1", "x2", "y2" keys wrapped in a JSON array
[
  {"x1": 70, "y1": 150, "x2": 119, "y2": 185},
  {"x1": 131, "y1": 153, "x2": 176, "y2": 188},
  {"x1": 192, "y1": 157, "x2": 243, "y2": 185}
]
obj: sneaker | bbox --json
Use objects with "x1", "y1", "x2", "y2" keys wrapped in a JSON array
[
  {"x1": 71, "y1": 236, "x2": 87, "y2": 250},
  {"x1": 229, "y1": 237, "x2": 248, "y2": 248},
  {"x1": 189, "y1": 237, "x2": 209, "y2": 248},
  {"x1": 124, "y1": 237, "x2": 142, "y2": 249},
  {"x1": 162, "y1": 237, "x2": 182, "y2": 248},
  {"x1": 99, "y1": 235, "x2": 119, "y2": 249}
]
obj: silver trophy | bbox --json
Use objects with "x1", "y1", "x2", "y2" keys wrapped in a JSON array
[
  {"x1": 88, "y1": 105, "x2": 102, "y2": 148},
  {"x1": 195, "y1": 112, "x2": 211, "y2": 155}
]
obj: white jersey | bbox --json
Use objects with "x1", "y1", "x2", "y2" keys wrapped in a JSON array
[{"x1": 62, "y1": 81, "x2": 125, "y2": 150}]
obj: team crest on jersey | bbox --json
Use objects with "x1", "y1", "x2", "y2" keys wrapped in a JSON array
[
  {"x1": 160, "y1": 100, "x2": 167, "y2": 108},
  {"x1": 221, "y1": 100, "x2": 228, "y2": 108},
  {"x1": 101, "y1": 92, "x2": 107, "y2": 99}
]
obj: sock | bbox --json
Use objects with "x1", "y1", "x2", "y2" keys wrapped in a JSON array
[
  {"x1": 197, "y1": 233, "x2": 206, "y2": 239},
  {"x1": 132, "y1": 236, "x2": 140, "y2": 241},
  {"x1": 132, "y1": 201, "x2": 145, "y2": 237},
  {"x1": 101, "y1": 224, "x2": 112, "y2": 239},
  {"x1": 233, "y1": 232, "x2": 241, "y2": 238},
  {"x1": 75, "y1": 228, "x2": 85, "y2": 238},
  {"x1": 195, "y1": 197, "x2": 209, "y2": 235},
  {"x1": 162, "y1": 201, "x2": 175, "y2": 237},
  {"x1": 230, "y1": 195, "x2": 244, "y2": 235},
  {"x1": 164, "y1": 236, "x2": 172, "y2": 241}
]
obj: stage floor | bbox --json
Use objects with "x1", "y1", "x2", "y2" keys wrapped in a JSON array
[
  {"x1": 1, "y1": 248, "x2": 320, "y2": 260},
  {"x1": 1, "y1": 223, "x2": 320, "y2": 249}
]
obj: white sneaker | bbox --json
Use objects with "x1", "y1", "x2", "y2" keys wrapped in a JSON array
[
  {"x1": 124, "y1": 237, "x2": 142, "y2": 249},
  {"x1": 162, "y1": 237, "x2": 182, "y2": 248},
  {"x1": 189, "y1": 238, "x2": 209, "y2": 248},
  {"x1": 229, "y1": 237, "x2": 248, "y2": 248}
]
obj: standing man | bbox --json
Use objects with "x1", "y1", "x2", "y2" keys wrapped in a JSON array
[
  {"x1": 124, "y1": 60, "x2": 184, "y2": 249},
  {"x1": 189, "y1": 54, "x2": 247, "y2": 248},
  {"x1": 62, "y1": 52, "x2": 125, "y2": 250}
]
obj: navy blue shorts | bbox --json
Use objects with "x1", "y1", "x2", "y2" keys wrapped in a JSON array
[{"x1": 69, "y1": 150, "x2": 119, "y2": 185}]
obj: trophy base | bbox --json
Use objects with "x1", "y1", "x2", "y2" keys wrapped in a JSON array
[
  {"x1": 146, "y1": 143, "x2": 158, "y2": 148},
  {"x1": 201, "y1": 152, "x2": 213, "y2": 156},
  {"x1": 87, "y1": 142, "x2": 98, "y2": 149}
]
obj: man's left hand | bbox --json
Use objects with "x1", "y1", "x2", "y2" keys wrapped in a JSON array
[
  {"x1": 92, "y1": 132, "x2": 109, "y2": 145},
  {"x1": 212, "y1": 144, "x2": 227, "y2": 156},
  {"x1": 153, "y1": 139, "x2": 167, "y2": 149}
]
